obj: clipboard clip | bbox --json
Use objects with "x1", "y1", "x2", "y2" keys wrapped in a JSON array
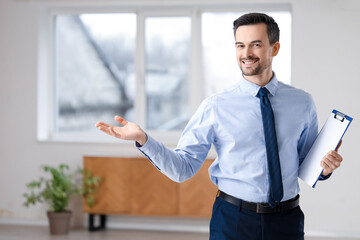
[{"x1": 334, "y1": 112, "x2": 346, "y2": 122}]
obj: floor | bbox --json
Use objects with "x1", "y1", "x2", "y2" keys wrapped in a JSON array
[{"x1": 0, "y1": 225, "x2": 359, "y2": 240}]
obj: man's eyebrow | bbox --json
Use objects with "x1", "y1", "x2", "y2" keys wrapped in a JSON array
[{"x1": 235, "y1": 40, "x2": 263, "y2": 45}]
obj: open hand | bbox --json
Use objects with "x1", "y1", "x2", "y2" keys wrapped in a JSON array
[{"x1": 95, "y1": 116, "x2": 147, "y2": 145}]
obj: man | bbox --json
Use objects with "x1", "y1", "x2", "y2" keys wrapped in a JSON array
[{"x1": 95, "y1": 13, "x2": 343, "y2": 240}]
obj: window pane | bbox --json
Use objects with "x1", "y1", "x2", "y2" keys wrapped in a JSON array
[
  {"x1": 202, "y1": 12, "x2": 291, "y2": 96},
  {"x1": 145, "y1": 17, "x2": 191, "y2": 131},
  {"x1": 54, "y1": 14, "x2": 136, "y2": 133}
]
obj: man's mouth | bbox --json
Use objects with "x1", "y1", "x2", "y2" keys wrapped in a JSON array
[{"x1": 241, "y1": 59, "x2": 259, "y2": 66}]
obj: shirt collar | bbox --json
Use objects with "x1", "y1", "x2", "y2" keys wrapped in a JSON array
[{"x1": 239, "y1": 72, "x2": 279, "y2": 97}]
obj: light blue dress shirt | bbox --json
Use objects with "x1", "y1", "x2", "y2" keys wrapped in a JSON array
[{"x1": 138, "y1": 73, "x2": 318, "y2": 203}]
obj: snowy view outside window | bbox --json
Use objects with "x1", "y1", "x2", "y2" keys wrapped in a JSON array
[
  {"x1": 53, "y1": 11, "x2": 290, "y2": 136},
  {"x1": 145, "y1": 17, "x2": 190, "y2": 131},
  {"x1": 55, "y1": 14, "x2": 136, "y2": 133}
]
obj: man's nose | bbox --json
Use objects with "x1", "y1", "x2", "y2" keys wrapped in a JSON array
[
  {"x1": 238, "y1": 46, "x2": 252, "y2": 59},
  {"x1": 243, "y1": 47, "x2": 253, "y2": 59}
]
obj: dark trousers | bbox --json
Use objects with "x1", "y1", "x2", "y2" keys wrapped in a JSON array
[{"x1": 209, "y1": 197, "x2": 305, "y2": 240}]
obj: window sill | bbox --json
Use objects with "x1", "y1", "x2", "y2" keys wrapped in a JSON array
[{"x1": 37, "y1": 130, "x2": 183, "y2": 145}]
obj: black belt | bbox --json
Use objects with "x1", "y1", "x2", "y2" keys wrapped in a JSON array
[{"x1": 218, "y1": 191, "x2": 299, "y2": 214}]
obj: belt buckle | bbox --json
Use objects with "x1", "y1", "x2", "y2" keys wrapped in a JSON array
[
  {"x1": 256, "y1": 203, "x2": 280, "y2": 214},
  {"x1": 273, "y1": 204, "x2": 281, "y2": 213},
  {"x1": 256, "y1": 203, "x2": 267, "y2": 213}
]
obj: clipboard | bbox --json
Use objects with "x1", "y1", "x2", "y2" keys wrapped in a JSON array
[{"x1": 298, "y1": 109, "x2": 353, "y2": 188}]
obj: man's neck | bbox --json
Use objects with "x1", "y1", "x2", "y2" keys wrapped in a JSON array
[{"x1": 243, "y1": 71, "x2": 274, "y2": 87}]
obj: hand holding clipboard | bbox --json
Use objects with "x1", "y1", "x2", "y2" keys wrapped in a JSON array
[{"x1": 298, "y1": 110, "x2": 353, "y2": 188}]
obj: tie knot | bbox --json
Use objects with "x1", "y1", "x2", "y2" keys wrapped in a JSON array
[{"x1": 257, "y1": 87, "x2": 269, "y2": 98}]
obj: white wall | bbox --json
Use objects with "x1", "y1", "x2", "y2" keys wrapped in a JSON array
[
  {"x1": 0, "y1": 0, "x2": 359, "y2": 237},
  {"x1": 291, "y1": 0, "x2": 360, "y2": 237}
]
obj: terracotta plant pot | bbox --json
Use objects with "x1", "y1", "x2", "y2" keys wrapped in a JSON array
[{"x1": 47, "y1": 211, "x2": 72, "y2": 235}]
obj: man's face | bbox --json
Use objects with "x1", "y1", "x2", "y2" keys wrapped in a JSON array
[{"x1": 235, "y1": 23, "x2": 279, "y2": 77}]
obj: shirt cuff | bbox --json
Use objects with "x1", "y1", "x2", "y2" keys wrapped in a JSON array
[
  {"x1": 135, "y1": 134, "x2": 161, "y2": 171},
  {"x1": 136, "y1": 134, "x2": 157, "y2": 153},
  {"x1": 135, "y1": 133, "x2": 148, "y2": 148}
]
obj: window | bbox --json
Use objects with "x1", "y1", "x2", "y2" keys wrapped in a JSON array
[
  {"x1": 39, "y1": 5, "x2": 291, "y2": 142},
  {"x1": 145, "y1": 17, "x2": 191, "y2": 131},
  {"x1": 54, "y1": 14, "x2": 137, "y2": 134}
]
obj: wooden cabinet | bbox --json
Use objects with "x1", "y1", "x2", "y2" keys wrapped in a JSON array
[
  {"x1": 179, "y1": 160, "x2": 216, "y2": 217},
  {"x1": 83, "y1": 156, "x2": 217, "y2": 218}
]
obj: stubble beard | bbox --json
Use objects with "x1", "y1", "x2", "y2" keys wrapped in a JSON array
[
  {"x1": 239, "y1": 58, "x2": 271, "y2": 76},
  {"x1": 241, "y1": 64, "x2": 262, "y2": 76}
]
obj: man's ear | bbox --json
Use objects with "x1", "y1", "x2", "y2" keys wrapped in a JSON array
[{"x1": 272, "y1": 42, "x2": 280, "y2": 56}]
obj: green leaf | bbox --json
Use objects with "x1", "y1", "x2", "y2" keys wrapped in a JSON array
[{"x1": 23, "y1": 164, "x2": 102, "y2": 211}]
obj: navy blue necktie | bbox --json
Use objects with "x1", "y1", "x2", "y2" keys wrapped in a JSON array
[{"x1": 257, "y1": 87, "x2": 283, "y2": 207}]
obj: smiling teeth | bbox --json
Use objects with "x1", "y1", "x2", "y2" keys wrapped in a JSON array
[{"x1": 244, "y1": 61, "x2": 254, "y2": 64}]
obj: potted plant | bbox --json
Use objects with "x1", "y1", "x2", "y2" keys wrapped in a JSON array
[{"x1": 23, "y1": 164, "x2": 101, "y2": 235}]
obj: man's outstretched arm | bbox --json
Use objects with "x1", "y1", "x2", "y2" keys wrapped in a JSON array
[{"x1": 94, "y1": 98, "x2": 215, "y2": 183}]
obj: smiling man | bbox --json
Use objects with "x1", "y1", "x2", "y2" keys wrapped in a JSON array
[
  {"x1": 235, "y1": 18, "x2": 279, "y2": 87},
  {"x1": 95, "y1": 13, "x2": 343, "y2": 240}
]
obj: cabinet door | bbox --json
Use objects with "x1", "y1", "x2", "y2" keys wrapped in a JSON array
[
  {"x1": 83, "y1": 157, "x2": 132, "y2": 214},
  {"x1": 131, "y1": 159, "x2": 178, "y2": 215},
  {"x1": 178, "y1": 160, "x2": 218, "y2": 217}
]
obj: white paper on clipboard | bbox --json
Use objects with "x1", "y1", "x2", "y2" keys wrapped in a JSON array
[{"x1": 298, "y1": 109, "x2": 353, "y2": 188}]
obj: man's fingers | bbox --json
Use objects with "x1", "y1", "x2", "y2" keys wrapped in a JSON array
[
  {"x1": 321, "y1": 161, "x2": 333, "y2": 176},
  {"x1": 324, "y1": 152, "x2": 342, "y2": 167},
  {"x1": 95, "y1": 116, "x2": 130, "y2": 140},
  {"x1": 95, "y1": 122, "x2": 115, "y2": 135},
  {"x1": 96, "y1": 116, "x2": 128, "y2": 128},
  {"x1": 322, "y1": 158, "x2": 338, "y2": 171},
  {"x1": 96, "y1": 125, "x2": 112, "y2": 135},
  {"x1": 329, "y1": 150, "x2": 343, "y2": 164},
  {"x1": 109, "y1": 127, "x2": 120, "y2": 137},
  {"x1": 95, "y1": 121, "x2": 112, "y2": 128},
  {"x1": 321, "y1": 158, "x2": 336, "y2": 176},
  {"x1": 95, "y1": 121, "x2": 102, "y2": 128},
  {"x1": 321, "y1": 150, "x2": 343, "y2": 175},
  {"x1": 115, "y1": 116, "x2": 128, "y2": 126}
]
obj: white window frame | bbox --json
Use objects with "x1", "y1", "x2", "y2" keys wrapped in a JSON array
[{"x1": 36, "y1": 2, "x2": 291, "y2": 144}]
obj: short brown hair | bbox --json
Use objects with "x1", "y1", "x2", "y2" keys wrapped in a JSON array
[{"x1": 233, "y1": 13, "x2": 280, "y2": 45}]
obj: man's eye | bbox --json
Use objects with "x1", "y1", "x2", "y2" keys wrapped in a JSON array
[
  {"x1": 254, "y1": 44, "x2": 261, "y2": 47},
  {"x1": 236, "y1": 44, "x2": 245, "y2": 48}
]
